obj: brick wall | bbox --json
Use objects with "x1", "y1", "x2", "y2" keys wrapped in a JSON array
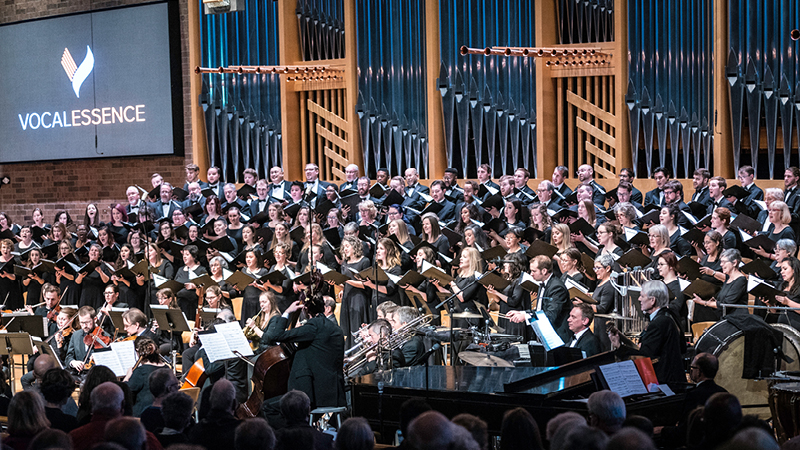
[{"x1": 0, "y1": 0, "x2": 193, "y2": 225}]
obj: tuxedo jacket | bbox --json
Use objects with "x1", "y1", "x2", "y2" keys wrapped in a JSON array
[
  {"x1": 574, "y1": 329, "x2": 602, "y2": 357},
  {"x1": 631, "y1": 186, "x2": 644, "y2": 204},
  {"x1": 435, "y1": 199, "x2": 457, "y2": 223},
  {"x1": 706, "y1": 197, "x2": 734, "y2": 216},
  {"x1": 690, "y1": 187, "x2": 712, "y2": 208},
  {"x1": 644, "y1": 188, "x2": 664, "y2": 208},
  {"x1": 267, "y1": 181, "x2": 293, "y2": 202},
  {"x1": 150, "y1": 200, "x2": 183, "y2": 221},
  {"x1": 205, "y1": 183, "x2": 224, "y2": 200},
  {"x1": 340, "y1": 180, "x2": 358, "y2": 193},
  {"x1": 553, "y1": 184, "x2": 572, "y2": 206},
  {"x1": 539, "y1": 275, "x2": 571, "y2": 342},
  {"x1": 406, "y1": 183, "x2": 430, "y2": 197}
]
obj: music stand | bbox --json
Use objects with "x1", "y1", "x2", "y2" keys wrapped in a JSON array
[
  {"x1": 106, "y1": 307, "x2": 130, "y2": 333},
  {"x1": 0, "y1": 332, "x2": 34, "y2": 393},
  {"x1": 0, "y1": 314, "x2": 47, "y2": 339},
  {"x1": 200, "y1": 308, "x2": 221, "y2": 326},
  {"x1": 32, "y1": 337, "x2": 63, "y2": 369},
  {"x1": 150, "y1": 306, "x2": 191, "y2": 333}
]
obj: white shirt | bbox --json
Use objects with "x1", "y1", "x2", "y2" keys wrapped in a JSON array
[{"x1": 570, "y1": 328, "x2": 588, "y2": 347}]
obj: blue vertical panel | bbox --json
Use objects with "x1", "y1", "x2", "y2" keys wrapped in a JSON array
[
  {"x1": 439, "y1": 0, "x2": 536, "y2": 178},
  {"x1": 198, "y1": 0, "x2": 282, "y2": 182},
  {"x1": 355, "y1": 0, "x2": 428, "y2": 178}
]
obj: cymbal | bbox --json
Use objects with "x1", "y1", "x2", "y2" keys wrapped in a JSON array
[
  {"x1": 451, "y1": 312, "x2": 484, "y2": 319},
  {"x1": 459, "y1": 351, "x2": 514, "y2": 368},
  {"x1": 595, "y1": 312, "x2": 638, "y2": 321}
]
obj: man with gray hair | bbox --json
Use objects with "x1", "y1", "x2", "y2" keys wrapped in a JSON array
[
  {"x1": 609, "y1": 280, "x2": 686, "y2": 384},
  {"x1": 393, "y1": 306, "x2": 426, "y2": 366},
  {"x1": 587, "y1": 390, "x2": 627, "y2": 435},
  {"x1": 105, "y1": 417, "x2": 147, "y2": 450},
  {"x1": 190, "y1": 379, "x2": 241, "y2": 449},
  {"x1": 70, "y1": 382, "x2": 162, "y2": 450}
]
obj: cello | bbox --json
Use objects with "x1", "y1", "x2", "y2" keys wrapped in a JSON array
[
  {"x1": 235, "y1": 214, "x2": 325, "y2": 419},
  {"x1": 181, "y1": 285, "x2": 208, "y2": 389}
]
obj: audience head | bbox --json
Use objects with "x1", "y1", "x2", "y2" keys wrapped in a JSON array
[
  {"x1": 399, "y1": 397, "x2": 433, "y2": 440},
  {"x1": 91, "y1": 381, "x2": 125, "y2": 416},
  {"x1": 605, "y1": 427, "x2": 656, "y2": 450},
  {"x1": 691, "y1": 352, "x2": 719, "y2": 383},
  {"x1": 104, "y1": 417, "x2": 146, "y2": 450},
  {"x1": 78, "y1": 365, "x2": 117, "y2": 410},
  {"x1": 27, "y1": 429, "x2": 72, "y2": 450},
  {"x1": 40, "y1": 368, "x2": 77, "y2": 406},
  {"x1": 545, "y1": 411, "x2": 586, "y2": 442},
  {"x1": 621, "y1": 415, "x2": 653, "y2": 437},
  {"x1": 280, "y1": 390, "x2": 311, "y2": 425},
  {"x1": 161, "y1": 391, "x2": 195, "y2": 432},
  {"x1": 500, "y1": 407, "x2": 543, "y2": 450},
  {"x1": 452, "y1": 414, "x2": 488, "y2": 450},
  {"x1": 703, "y1": 392, "x2": 743, "y2": 447},
  {"x1": 556, "y1": 424, "x2": 609, "y2": 450},
  {"x1": 149, "y1": 367, "x2": 180, "y2": 400},
  {"x1": 235, "y1": 418, "x2": 276, "y2": 450},
  {"x1": 719, "y1": 426, "x2": 779, "y2": 450},
  {"x1": 406, "y1": 410, "x2": 455, "y2": 450},
  {"x1": 210, "y1": 378, "x2": 237, "y2": 413},
  {"x1": 335, "y1": 417, "x2": 374, "y2": 450},
  {"x1": 587, "y1": 390, "x2": 626, "y2": 435},
  {"x1": 7, "y1": 390, "x2": 50, "y2": 437}
]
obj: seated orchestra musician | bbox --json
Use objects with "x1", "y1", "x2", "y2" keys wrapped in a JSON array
[{"x1": 65, "y1": 306, "x2": 112, "y2": 374}]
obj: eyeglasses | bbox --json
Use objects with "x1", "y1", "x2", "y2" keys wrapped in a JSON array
[{"x1": 104, "y1": 292, "x2": 115, "y2": 296}]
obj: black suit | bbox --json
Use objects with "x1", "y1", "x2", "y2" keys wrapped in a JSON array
[
  {"x1": 682, "y1": 379, "x2": 727, "y2": 417},
  {"x1": 247, "y1": 198, "x2": 271, "y2": 218},
  {"x1": 691, "y1": 186, "x2": 712, "y2": 209},
  {"x1": 638, "y1": 308, "x2": 686, "y2": 384},
  {"x1": 406, "y1": 183, "x2": 430, "y2": 197},
  {"x1": 785, "y1": 186, "x2": 800, "y2": 239},
  {"x1": 571, "y1": 329, "x2": 602, "y2": 357},
  {"x1": 151, "y1": 200, "x2": 183, "y2": 221},
  {"x1": 340, "y1": 180, "x2": 358, "y2": 193},
  {"x1": 435, "y1": 199, "x2": 456, "y2": 223},
  {"x1": 398, "y1": 335, "x2": 426, "y2": 366},
  {"x1": 538, "y1": 275, "x2": 571, "y2": 342},
  {"x1": 644, "y1": 188, "x2": 665, "y2": 208},
  {"x1": 631, "y1": 186, "x2": 643, "y2": 204},
  {"x1": 205, "y1": 183, "x2": 224, "y2": 199},
  {"x1": 553, "y1": 184, "x2": 572, "y2": 206},
  {"x1": 268, "y1": 181, "x2": 293, "y2": 202},
  {"x1": 264, "y1": 314, "x2": 346, "y2": 408},
  {"x1": 706, "y1": 197, "x2": 734, "y2": 216},
  {"x1": 588, "y1": 181, "x2": 607, "y2": 207},
  {"x1": 444, "y1": 185, "x2": 465, "y2": 203}
]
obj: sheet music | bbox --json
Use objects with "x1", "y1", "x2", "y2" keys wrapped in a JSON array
[
  {"x1": 528, "y1": 311, "x2": 564, "y2": 351},
  {"x1": 214, "y1": 322, "x2": 254, "y2": 358},
  {"x1": 598, "y1": 360, "x2": 648, "y2": 397},
  {"x1": 111, "y1": 340, "x2": 137, "y2": 371},
  {"x1": 198, "y1": 332, "x2": 236, "y2": 362},
  {"x1": 92, "y1": 350, "x2": 125, "y2": 377}
]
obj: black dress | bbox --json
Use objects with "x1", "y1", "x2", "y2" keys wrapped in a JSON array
[
  {"x1": 174, "y1": 265, "x2": 208, "y2": 321},
  {"x1": 665, "y1": 279, "x2": 687, "y2": 333},
  {"x1": 497, "y1": 277, "x2": 529, "y2": 340},
  {"x1": 340, "y1": 256, "x2": 371, "y2": 347},
  {"x1": 78, "y1": 265, "x2": 111, "y2": 309},
  {"x1": 372, "y1": 265, "x2": 401, "y2": 311},
  {"x1": 452, "y1": 274, "x2": 488, "y2": 328},
  {"x1": 268, "y1": 266, "x2": 296, "y2": 313},
  {"x1": 766, "y1": 224, "x2": 796, "y2": 243},
  {"x1": 0, "y1": 256, "x2": 23, "y2": 311},
  {"x1": 669, "y1": 230, "x2": 693, "y2": 256},
  {"x1": 716, "y1": 276, "x2": 749, "y2": 319},
  {"x1": 148, "y1": 260, "x2": 175, "y2": 304},
  {"x1": 720, "y1": 229, "x2": 738, "y2": 249},
  {"x1": 58, "y1": 272, "x2": 81, "y2": 306},
  {"x1": 23, "y1": 271, "x2": 56, "y2": 306},
  {"x1": 239, "y1": 267, "x2": 270, "y2": 325},
  {"x1": 591, "y1": 280, "x2": 616, "y2": 352}
]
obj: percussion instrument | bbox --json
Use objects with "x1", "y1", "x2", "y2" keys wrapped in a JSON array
[
  {"x1": 695, "y1": 321, "x2": 800, "y2": 418},
  {"x1": 459, "y1": 351, "x2": 515, "y2": 367},
  {"x1": 769, "y1": 382, "x2": 800, "y2": 443}
]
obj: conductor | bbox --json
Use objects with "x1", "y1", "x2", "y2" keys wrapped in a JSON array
[{"x1": 261, "y1": 294, "x2": 346, "y2": 425}]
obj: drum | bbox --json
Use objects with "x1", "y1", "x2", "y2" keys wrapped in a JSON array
[
  {"x1": 695, "y1": 321, "x2": 800, "y2": 418},
  {"x1": 769, "y1": 382, "x2": 800, "y2": 443}
]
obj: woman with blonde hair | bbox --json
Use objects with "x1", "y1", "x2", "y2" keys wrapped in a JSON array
[
  {"x1": 248, "y1": 290, "x2": 282, "y2": 352},
  {"x1": 644, "y1": 224, "x2": 671, "y2": 269},
  {"x1": 434, "y1": 247, "x2": 487, "y2": 327},
  {"x1": 356, "y1": 239, "x2": 403, "y2": 309}
]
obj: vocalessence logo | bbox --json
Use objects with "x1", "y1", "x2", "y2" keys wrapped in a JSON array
[{"x1": 17, "y1": 45, "x2": 147, "y2": 131}]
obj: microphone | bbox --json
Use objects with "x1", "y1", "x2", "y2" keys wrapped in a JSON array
[{"x1": 420, "y1": 343, "x2": 442, "y2": 361}]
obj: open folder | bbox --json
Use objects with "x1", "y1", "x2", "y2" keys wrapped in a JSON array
[{"x1": 198, "y1": 321, "x2": 254, "y2": 363}]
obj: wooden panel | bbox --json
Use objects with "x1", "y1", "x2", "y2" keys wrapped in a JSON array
[
  {"x1": 325, "y1": 146, "x2": 349, "y2": 166},
  {"x1": 586, "y1": 142, "x2": 615, "y2": 166},
  {"x1": 316, "y1": 123, "x2": 348, "y2": 152},
  {"x1": 576, "y1": 116, "x2": 617, "y2": 148},
  {"x1": 308, "y1": 99, "x2": 349, "y2": 130}
]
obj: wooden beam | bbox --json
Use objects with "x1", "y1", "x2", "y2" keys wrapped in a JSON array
[
  {"x1": 536, "y1": 1, "x2": 559, "y2": 179},
  {"x1": 566, "y1": 90, "x2": 615, "y2": 126},
  {"x1": 279, "y1": 0, "x2": 304, "y2": 181},
  {"x1": 713, "y1": 0, "x2": 732, "y2": 177},
  {"x1": 308, "y1": 99, "x2": 349, "y2": 131},
  {"x1": 425, "y1": 0, "x2": 446, "y2": 179},
  {"x1": 586, "y1": 142, "x2": 616, "y2": 166},
  {"x1": 188, "y1": 0, "x2": 208, "y2": 171},
  {"x1": 576, "y1": 117, "x2": 617, "y2": 148},
  {"x1": 343, "y1": 0, "x2": 362, "y2": 173},
  {"x1": 614, "y1": 0, "x2": 631, "y2": 170}
]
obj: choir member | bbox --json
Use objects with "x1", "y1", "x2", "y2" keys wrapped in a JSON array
[
  {"x1": 54, "y1": 240, "x2": 81, "y2": 306},
  {"x1": 660, "y1": 204, "x2": 692, "y2": 256},
  {"x1": 76, "y1": 244, "x2": 110, "y2": 309},
  {"x1": 774, "y1": 258, "x2": 800, "y2": 329},
  {"x1": 238, "y1": 249, "x2": 270, "y2": 326},
  {"x1": 173, "y1": 245, "x2": 206, "y2": 320},
  {"x1": 486, "y1": 252, "x2": 529, "y2": 340},
  {"x1": 340, "y1": 235, "x2": 372, "y2": 346},
  {"x1": 692, "y1": 249, "x2": 748, "y2": 320}
]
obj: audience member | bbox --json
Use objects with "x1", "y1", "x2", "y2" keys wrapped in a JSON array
[
  {"x1": 397, "y1": 398, "x2": 432, "y2": 449},
  {"x1": 27, "y1": 429, "x2": 72, "y2": 450},
  {"x1": 499, "y1": 408, "x2": 543, "y2": 450},
  {"x1": 621, "y1": 415, "x2": 653, "y2": 437},
  {"x1": 69, "y1": 382, "x2": 162, "y2": 450},
  {"x1": 274, "y1": 390, "x2": 333, "y2": 450},
  {"x1": 719, "y1": 427, "x2": 779, "y2": 450},
  {"x1": 557, "y1": 424, "x2": 608, "y2": 450},
  {"x1": 235, "y1": 418, "x2": 276, "y2": 450},
  {"x1": 188, "y1": 379, "x2": 241, "y2": 450},
  {"x1": 139, "y1": 368, "x2": 180, "y2": 433},
  {"x1": 105, "y1": 417, "x2": 147, "y2": 450},
  {"x1": 3, "y1": 391, "x2": 51, "y2": 450},
  {"x1": 701, "y1": 392, "x2": 743, "y2": 449},
  {"x1": 40, "y1": 368, "x2": 79, "y2": 433},
  {"x1": 451, "y1": 414, "x2": 488, "y2": 450},
  {"x1": 606, "y1": 427, "x2": 656, "y2": 450},
  {"x1": 587, "y1": 390, "x2": 626, "y2": 436},
  {"x1": 545, "y1": 411, "x2": 586, "y2": 444},
  {"x1": 335, "y1": 417, "x2": 374, "y2": 450},
  {"x1": 406, "y1": 410, "x2": 479, "y2": 450},
  {"x1": 75, "y1": 366, "x2": 118, "y2": 425},
  {"x1": 155, "y1": 391, "x2": 194, "y2": 448}
]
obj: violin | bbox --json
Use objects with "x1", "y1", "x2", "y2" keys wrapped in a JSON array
[
  {"x1": 84, "y1": 326, "x2": 112, "y2": 349},
  {"x1": 47, "y1": 305, "x2": 62, "y2": 321}
]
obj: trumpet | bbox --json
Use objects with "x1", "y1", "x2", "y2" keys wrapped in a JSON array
[{"x1": 345, "y1": 314, "x2": 433, "y2": 378}]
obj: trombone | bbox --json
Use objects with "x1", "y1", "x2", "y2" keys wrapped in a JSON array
[{"x1": 345, "y1": 314, "x2": 433, "y2": 378}]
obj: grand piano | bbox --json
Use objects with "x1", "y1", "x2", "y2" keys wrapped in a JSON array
[{"x1": 350, "y1": 348, "x2": 689, "y2": 441}]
